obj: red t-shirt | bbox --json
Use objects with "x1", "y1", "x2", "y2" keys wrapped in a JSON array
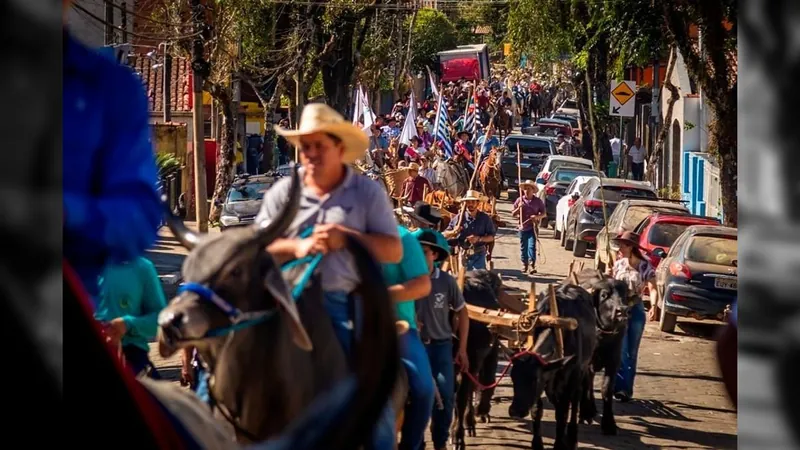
[{"x1": 402, "y1": 176, "x2": 433, "y2": 205}]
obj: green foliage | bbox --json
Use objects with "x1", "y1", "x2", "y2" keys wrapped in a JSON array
[
  {"x1": 408, "y1": 8, "x2": 458, "y2": 72},
  {"x1": 308, "y1": 72, "x2": 325, "y2": 99},
  {"x1": 684, "y1": 121, "x2": 696, "y2": 131},
  {"x1": 155, "y1": 153, "x2": 182, "y2": 181},
  {"x1": 507, "y1": 0, "x2": 573, "y2": 69}
]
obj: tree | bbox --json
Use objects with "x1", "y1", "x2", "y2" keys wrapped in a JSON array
[{"x1": 408, "y1": 8, "x2": 457, "y2": 73}]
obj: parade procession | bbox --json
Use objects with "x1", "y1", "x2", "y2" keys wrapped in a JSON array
[{"x1": 64, "y1": 0, "x2": 739, "y2": 448}]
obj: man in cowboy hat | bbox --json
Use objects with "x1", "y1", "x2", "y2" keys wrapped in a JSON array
[
  {"x1": 407, "y1": 201, "x2": 442, "y2": 230},
  {"x1": 256, "y1": 103, "x2": 403, "y2": 449},
  {"x1": 401, "y1": 162, "x2": 433, "y2": 206},
  {"x1": 475, "y1": 125, "x2": 500, "y2": 158},
  {"x1": 442, "y1": 190, "x2": 496, "y2": 271},
  {"x1": 454, "y1": 130, "x2": 473, "y2": 162},
  {"x1": 418, "y1": 156, "x2": 437, "y2": 186},
  {"x1": 512, "y1": 180, "x2": 546, "y2": 274},
  {"x1": 413, "y1": 228, "x2": 469, "y2": 450},
  {"x1": 368, "y1": 122, "x2": 389, "y2": 169}
]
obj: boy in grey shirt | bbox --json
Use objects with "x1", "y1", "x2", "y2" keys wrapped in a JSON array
[{"x1": 414, "y1": 229, "x2": 469, "y2": 450}]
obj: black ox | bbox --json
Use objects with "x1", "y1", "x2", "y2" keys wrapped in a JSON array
[{"x1": 508, "y1": 283, "x2": 597, "y2": 450}]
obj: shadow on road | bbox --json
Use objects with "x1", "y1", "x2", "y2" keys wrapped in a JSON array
[{"x1": 637, "y1": 370, "x2": 723, "y2": 384}]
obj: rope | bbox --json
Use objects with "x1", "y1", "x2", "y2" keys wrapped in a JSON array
[{"x1": 455, "y1": 348, "x2": 547, "y2": 392}]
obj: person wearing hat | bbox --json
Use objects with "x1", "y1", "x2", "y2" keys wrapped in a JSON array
[
  {"x1": 401, "y1": 162, "x2": 433, "y2": 206},
  {"x1": 407, "y1": 201, "x2": 442, "y2": 230},
  {"x1": 405, "y1": 136, "x2": 423, "y2": 164},
  {"x1": 442, "y1": 190, "x2": 496, "y2": 271},
  {"x1": 555, "y1": 132, "x2": 572, "y2": 156},
  {"x1": 368, "y1": 122, "x2": 390, "y2": 169},
  {"x1": 416, "y1": 121, "x2": 432, "y2": 148},
  {"x1": 256, "y1": 103, "x2": 403, "y2": 449},
  {"x1": 512, "y1": 180, "x2": 546, "y2": 274},
  {"x1": 382, "y1": 116, "x2": 401, "y2": 141},
  {"x1": 607, "y1": 230, "x2": 656, "y2": 403},
  {"x1": 475, "y1": 125, "x2": 500, "y2": 158},
  {"x1": 454, "y1": 130, "x2": 474, "y2": 162},
  {"x1": 413, "y1": 229, "x2": 469, "y2": 450},
  {"x1": 418, "y1": 156, "x2": 437, "y2": 186}
]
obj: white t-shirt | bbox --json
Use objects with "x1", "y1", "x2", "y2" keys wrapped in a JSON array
[
  {"x1": 610, "y1": 138, "x2": 621, "y2": 156},
  {"x1": 629, "y1": 145, "x2": 645, "y2": 164}
]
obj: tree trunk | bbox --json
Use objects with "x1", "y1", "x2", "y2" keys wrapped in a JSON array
[
  {"x1": 262, "y1": 75, "x2": 286, "y2": 171},
  {"x1": 711, "y1": 92, "x2": 737, "y2": 228},
  {"x1": 209, "y1": 96, "x2": 235, "y2": 222},
  {"x1": 645, "y1": 46, "x2": 679, "y2": 181}
]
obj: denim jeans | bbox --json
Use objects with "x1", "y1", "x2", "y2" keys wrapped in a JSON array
[
  {"x1": 615, "y1": 301, "x2": 646, "y2": 397},
  {"x1": 519, "y1": 229, "x2": 536, "y2": 267},
  {"x1": 194, "y1": 365, "x2": 210, "y2": 405},
  {"x1": 631, "y1": 162, "x2": 644, "y2": 180},
  {"x1": 398, "y1": 330, "x2": 435, "y2": 450},
  {"x1": 324, "y1": 291, "x2": 396, "y2": 450},
  {"x1": 466, "y1": 251, "x2": 487, "y2": 271},
  {"x1": 425, "y1": 339, "x2": 455, "y2": 449}
]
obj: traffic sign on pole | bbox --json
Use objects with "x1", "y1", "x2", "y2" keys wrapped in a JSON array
[{"x1": 610, "y1": 80, "x2": 636, "y2": 117}]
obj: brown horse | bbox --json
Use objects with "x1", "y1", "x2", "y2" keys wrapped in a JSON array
[
  {"x1": 478, "y1": 149, "x2": 503, "y2": 204},
  {"x1": 493, "y1": 105, "x2": 513, "y2": 141}
]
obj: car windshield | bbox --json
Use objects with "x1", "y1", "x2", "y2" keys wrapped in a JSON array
[
  {"x1": 622, "y1": 206, "x2": 687, "y2": 230},
  {"x1": 550, "y1": 160, "x2": 593, "y2": 172},
  {"x1": 686, "y1": 235, "x2": 738, "y2": 267},
  {"x1": 648, "y1": 222, "x2": 691, "y2": 248},
  {"x1": 227, "y1": 182, "x2": 271, "y2": 202},
  {"x1": 507, "y1": 139, "x2": 551, "y2": 155},
  {"x1": 596, "y1": 186, "x2": 656, "y2": 202},
  {"x1": 550, "y1": 168, "x2": 597, "y2": 183}
]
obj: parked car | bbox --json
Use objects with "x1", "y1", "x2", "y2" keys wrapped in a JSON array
[
  {"x1": 632, "y1": 213, "x2": 722, "y2": 268},
  {"x1": 501, "y1": 135, "x2": 556, "y2": 196},
  {"x1": 522, "y1": 122, "x2": 571, "y2": 137},
  {"x1": 535, "y1": 117, "x2": 574, "y2": 136},
  {"x1": 555, "y1": 99, "x2": 580, "y2": 117},
  {"x1": 563, "y1": 179, "x2": 659, "y2": 258},
  {"x1": 594, "y1": 198, "x2": 690, "y2": 270},
  {"x1": 538, "y1": 166, "x2": 603, "y2": 229},
  {"x1": 549, "y1": 114, "x2": 580, "y2": 130},
  {"x1": 654, "y1": 225, "x2": 738, "y2": 333},
  {"x1": 218, "y1": 174, "x2": 276, "y2": 230},
  {"x1": 534, "y1": 155, "x2": 594, "y2": 192},
  {"x1": 554, "y1": 175, "x2": 600, "y2": 241}
]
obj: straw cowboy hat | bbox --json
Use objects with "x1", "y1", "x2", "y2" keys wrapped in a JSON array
[
  {"x1": 459, "y1": 189, "x2": 483, "y2": 202},
  {"x1": 275, "y1": 103, "x2": 368, "y2": 164},
  {"x1": 407, "y1": 162, "x2": 421, "y2": 171},
  {"x1": 611, "y1": 230, "x2": 641, "y2": 249},
  {"x1": 519, "y1": 179, "x2": 539, "y2": 193}
]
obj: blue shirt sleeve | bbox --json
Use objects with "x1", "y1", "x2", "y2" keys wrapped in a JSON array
[
  {"x1": 398, "y1": 229, "x2": 429, "y2": 281},
  {"x1": 64, "y1": 63, "x2": 161, "y2": 263}
]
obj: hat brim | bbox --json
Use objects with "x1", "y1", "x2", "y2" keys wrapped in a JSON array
[
  {"x1": 407, "y1": 212, "x2": 435, "y2": 227},
  {"x1": 275, "y1": 122, "x2": 369, "y2": 164},
  {"x1": 611, "y1": 237, "x2": 640, "y2": 249},
  {"x1": 421, "y1": 241, "x2": 449, "y2": 262},
  {"x1": 459, "y1": 195, "x2": 482, "y2": 202}
]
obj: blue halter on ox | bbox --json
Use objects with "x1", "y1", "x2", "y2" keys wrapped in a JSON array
[{"x1": 177, "y1": 226, "x2": 322, "y2": 338}]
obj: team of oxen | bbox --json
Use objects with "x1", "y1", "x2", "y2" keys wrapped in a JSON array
[{"x1": 144, "y1": 168, "x2": 636, "y2": 450}]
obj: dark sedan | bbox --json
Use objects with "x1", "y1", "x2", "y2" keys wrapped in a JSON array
[
  {"x1": 538, "y1": 166, "x2": 602, "y2": 228},
  {"x1": 654, "y1": 225, "x2": 738, "y2": 333},
  {"x1": 501, "y1": 135, "x2": 556, "y2": 197},
  {"x1": 218, "y1": 174, "x2": 276, "y2": 230}
]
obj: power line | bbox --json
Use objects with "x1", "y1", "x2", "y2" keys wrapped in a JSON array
[{"x1": 72, "y1": 2, "x2": 202, "y2": 42}]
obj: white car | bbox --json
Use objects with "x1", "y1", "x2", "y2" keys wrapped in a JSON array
[
  {"x1": 554, "y1": 175, "x2": 600, "y2": 240},
  {"x1": 535, "y1": 155, "x2": 594, "y2": 192},
  {"x1": 555, "y1": 99, "x2": 580, "y2": 117}
]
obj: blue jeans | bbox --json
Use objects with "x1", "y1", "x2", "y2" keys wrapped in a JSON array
[
  {"x1": 194, "y1": 365, "x2": 210, "y2": 405},
  {"x1": 466, "y1": 251, "x2": 487, "y2": 271},
  {"x1": 519, "y1": 229, "x2": 536, "y2": 267},
  {"x1": 425, "y1": 339, "x2": 455, "y2": 449},
  {"x1": 324, "y1": 291, "x2": 396, "y2": 450},
  {"x1": 399, "y1": 330, "x2": 435, "y2": 450},
  {"x1": 615, "y1": 301, "x2": 646, "y2": 397}
]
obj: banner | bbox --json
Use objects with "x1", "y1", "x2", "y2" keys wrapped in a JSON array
[{"x1": 398, "y1": 91, "x2": 419, "y2": 146}]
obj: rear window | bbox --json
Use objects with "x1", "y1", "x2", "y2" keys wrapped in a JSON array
[
  {"x1": 622, "y1": 206, "x2": 688, "y2": 230},
  {"x1": 550, "y1": 168, "x2": 597, "y2": 183},
  {"x1": 686, "y1": 235, "x2": 738, "y2": 267},
  {"x1": 594, "y1": 186, "x2": 656, "y2": 203},
  {"x1": 551, "y1": 160, "x2": 593, "y2": 172},
  {"x1": 507, "y1": 139, "x2": 551, "y2": 155},
  {"x1": 648, "y1": 222, "x2": 691, "y2": 248}
]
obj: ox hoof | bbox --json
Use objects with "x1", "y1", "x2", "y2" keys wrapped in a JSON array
[{"x1": 532, "y1": 437, "x2": 545, "y2": 450}]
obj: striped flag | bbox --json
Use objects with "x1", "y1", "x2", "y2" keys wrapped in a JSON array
[
  {"x1": 463, "y1": 94, "x2": 475, "y2": 137},
  {"x1": 433, "y1": 92, "x2": 453, "y2": 158}
]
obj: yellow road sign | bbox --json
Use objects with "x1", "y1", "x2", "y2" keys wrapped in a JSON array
[{"x1": 611, "y1": 82, "x2": 635, "y2": 106}]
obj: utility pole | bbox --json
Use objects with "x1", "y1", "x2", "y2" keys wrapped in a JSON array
[
  {"x1": 163, "y1": 44, "x2": 172, "y2": 123},
  {"x1": 120, "y1": 2, "x2": 128, "y2": 43},
  {"x1": 104, "y1": 0, "x2": 114, "y2": 45},
  {"x1": 191, "y1": 0, "x2": 209, "y2": 232}
]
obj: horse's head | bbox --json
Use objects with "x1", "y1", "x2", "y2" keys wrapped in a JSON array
[{"x1": 157, "y1": 168, "x2": 312, "y2": 365}]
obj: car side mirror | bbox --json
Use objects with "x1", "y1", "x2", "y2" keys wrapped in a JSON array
[{"x1": 652, "y1": 248, "x2": 667, "y2": 259}]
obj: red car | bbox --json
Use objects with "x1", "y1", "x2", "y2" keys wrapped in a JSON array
[{"x1": 633, "y1": 213, "x2": 722, "y2": 268}]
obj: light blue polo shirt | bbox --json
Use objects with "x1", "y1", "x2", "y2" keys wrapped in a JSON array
[{"x1": 382, "y1": 226, "x2": 430, "y2": 329}]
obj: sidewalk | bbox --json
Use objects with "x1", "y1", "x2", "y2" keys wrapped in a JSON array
[{"x1": 148, "y1": 223, "x2": 220, "y2": 297}]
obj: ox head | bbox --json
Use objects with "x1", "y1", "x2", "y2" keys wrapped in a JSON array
[
  {"x1": 587, "y1": 274, "x2": 631, "y2": 334},
  {"x1": 508, "y1": 329, "x2": 575, "y2": 419},
  {"x1": 157, "y1": 167, "x2": 312, "y2": 361}
]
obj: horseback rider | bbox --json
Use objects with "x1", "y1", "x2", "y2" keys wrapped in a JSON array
[
  {"x1": 414, "y1": 229, "x2": 470, "y2": 450},
  {"x1": 256, "y1": 103, "x2": 402, "y2": 450},
  {"x1": 401, "y1": 162, "x2": 434, "y2": 206},
  {"x1": 442, "y1": 190, "x2": 496, "y2": 271}
]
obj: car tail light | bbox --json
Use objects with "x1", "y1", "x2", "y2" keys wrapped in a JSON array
[
  {"x1": 669, "y1": 262, "x2": 692, "y2": 279},
  {"x1": 568, "y1": 198, "x2": 577, "y2": 207},
  {"x1": 584, "y1": 199, "x2": 603, "y2": 212},
  {"x1": 542, "y1": 172, "x2": 550, "y2": 181},
  {"x1": 671, "y1": 293, "x2": 689, "y2": 301},
  {"x1": 545, "y1": 186, "x2": 556, "y2": 196},
  {"x1": 584, "y1": 235, "x2": 595, "y2": 242}
]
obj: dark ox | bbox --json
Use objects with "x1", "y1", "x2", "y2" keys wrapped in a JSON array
[
  {"x1": 574, "y1": 270, "x2": 631, "y2": 436},
  {"x1": 156, "y1": 169, "x2": 399, "y2": 448},
  {"x1": 451, "y1": 270, "x2": 503, "y2": 450},
  {"x1": 508, "y1": 284, "x2": 597, "y2": 450}
]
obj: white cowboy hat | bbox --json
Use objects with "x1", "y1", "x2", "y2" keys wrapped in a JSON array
[
  {"x1": 407, "y1": 162, "x2": 420, "y2": 171},
  {"x1": 459, "y1": 190, "x2": 483, "y2": 202},
  {"x1": 275, "y1": 103, "x2": 369, "y2": 164},
  {"x1": 520, "y1": 179, "x2": 539, "y2": 193}
]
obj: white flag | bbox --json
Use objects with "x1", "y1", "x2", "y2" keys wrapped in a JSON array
[
  {"x1": 352, "y1": 85, "x2": 363, "y2": 124},
  {"x1": 427, "y1": 66, "x2": 439, "y2": 99},
  {"x1": 361, "y1": 86, "x2": 376, "y2": 128},
  {"x1": 399, "y1": 91, "x2": 419, "y2": 146}
]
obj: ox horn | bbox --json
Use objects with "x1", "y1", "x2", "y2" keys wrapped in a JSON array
[
  {"x1": 255, "y1": 164, "x2": 302, "y2": 245},
  {"x1": 163, "y1": 193, "x2": 202, "y2": 250}
]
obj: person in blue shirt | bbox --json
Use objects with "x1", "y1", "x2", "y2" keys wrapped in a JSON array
[
  {"x1": 383, "y1": 225, "x2": 435, "y2": 450},
  {"x1": 64, "y1": 30, "x2": 162, "y2": 301},
  {"x1": 443, "y1": 190, "x2": 496, "y2": 271},
  {"x1": 475, "y1": 125, "x2": 501, "y2": 158},
  {"x1": 95, "y1": 257, "x2": 167, "y2": 377}
]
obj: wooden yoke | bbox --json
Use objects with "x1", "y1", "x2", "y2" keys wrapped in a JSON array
[
  {"x1": 548, "y1": 284, "x2": 565, "y2": 359},
  {"x1": 465, "y1": 304, "x2": 577, "y2": 331}
]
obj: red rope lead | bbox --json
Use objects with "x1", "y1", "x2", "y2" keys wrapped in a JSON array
[{"x1": 456, "y1": 349, "x2": 549, "y2": 391}]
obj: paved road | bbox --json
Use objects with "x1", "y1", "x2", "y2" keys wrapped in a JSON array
[{"x1": 149, "y1": 197, "x2": 739, "y2": 449}]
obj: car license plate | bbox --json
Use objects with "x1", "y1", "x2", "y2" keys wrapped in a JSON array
[{"x1": 714, "y1": 278, "x2": 737, "y2": 290}]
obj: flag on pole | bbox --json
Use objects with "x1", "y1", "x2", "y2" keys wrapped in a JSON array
[
  {"x1": 426, "y1": 66, "x2": 439, "y2": 99},
  {"x1": 468, "y1": 88, "x2": 480, "y2": 142},
  {"x1": 360, "y1": 86, "x2": 376, "y2": 128},
  {"x1": 463, "y1": 94, "x2": 474, "y2": 136},
  {"x1": 352, "y1": 85, "x2": 363, "y2": 124},
  {"x1": 433, "y1": 92, "x2": 453, "y2": 158},
  {"x1": 399, "y1": 91, "x2": 419, "y2": 146}
]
